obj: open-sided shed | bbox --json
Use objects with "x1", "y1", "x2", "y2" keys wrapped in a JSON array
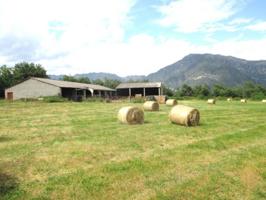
[
  {"x1": 5, "y1": 77, "x2": 115, "y2": 100},
  {"x1": 116, "y1": 82, "x2": 163, "y2": 97}
]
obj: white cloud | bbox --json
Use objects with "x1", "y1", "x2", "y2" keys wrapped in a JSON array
[
  {"x1": 246, "y1": 21, "x2": 266, "y2": 31},
  {"x1": 0, "y1": 0, "x2": 135, "y2": 62},
  {"x1": 209, "y1": 38, "x2": 266, "y2": 60},
  {"x1": 156, "y1": 0, "x2": 245, "y2": 33},
  {"x1": 229, "y1": 18, "x2": 252, "y2": 25}
]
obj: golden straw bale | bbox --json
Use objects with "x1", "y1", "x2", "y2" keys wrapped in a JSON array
[
  {"x1": 207, "y1": 99, "x2": 216, "y2": 104},
  {"x1": 118, "y1": 106, "x2": 144, "y2": 125},
  {"x1": 169, "y1": 105, "x2": 200, "y2": 126},
  {"x1": 135, "y1": 94, "x2": 142, "y2": 99},
  {"x1": 154, "y1": 95, "x2": 166, "y2": 104},
  {"x1": 143, "y1": 101, "x2": 159, "y2": 111},
  {"x1": 166, "y1": 99, "x2": 178, "y2": 106}
]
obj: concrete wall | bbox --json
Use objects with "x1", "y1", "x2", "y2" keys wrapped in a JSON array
[{"x1": 5, "y1": 79, "x2": 61, "y2": 100}]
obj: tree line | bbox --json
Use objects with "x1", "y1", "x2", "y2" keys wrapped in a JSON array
[
  {"x1": 61, "y1": 75, "x2": 121, "y2": 89},
  {"x1": 164, "y1": 83, "x2": 266, "y2": 100}
]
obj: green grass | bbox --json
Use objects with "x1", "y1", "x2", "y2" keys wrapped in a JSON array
[{"x1": 0, "y1": 100, "x2": 265, "y2": 200}]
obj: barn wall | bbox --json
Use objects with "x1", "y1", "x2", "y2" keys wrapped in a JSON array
[{"x1": 5, "y1": 79, "x2": 61, "y2": 100}]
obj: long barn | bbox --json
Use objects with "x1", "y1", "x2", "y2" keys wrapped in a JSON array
[
  {"x1": 116, "y1": 82, "x2": 163, "y2": 97},
  {"x1": 5, "y1": 77, "x2": 115, "y2": 100}
]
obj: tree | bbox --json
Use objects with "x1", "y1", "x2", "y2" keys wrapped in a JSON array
[
  {"x1": 78, "y1": 77, "x2": 91, "y2": 84},
  {"x1": 180, "y1": 84, "x2": 193, "y2": 96},
  {"x1": 193, "y1": 85, "x2": 210, "y2": 98},
  {"x1": 13, "y1": 62, "x2": 47, "y2": 84},
  {"x1": 92, "y1": 79, "x2": 104, "y2": 86},
  {"x1": 0, "y1": 65, "x2": 13, "y2": 97},
  {"x1": 162, "y1": 85, "x2": 174, "y2": 96},
  {"x1": 102, "y1": 78, "x2": 121, "y2": 89},
  {"x1": 62, "y1": 75, "x2": 79, "y2": 82}
]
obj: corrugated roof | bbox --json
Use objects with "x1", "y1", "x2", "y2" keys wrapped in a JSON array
[
  {"x1": 116, "y1": 82, "x2": 162, "y2": 89},
  {"x1": 33, "y1": 78, "x2": 115, "y2": 91}
]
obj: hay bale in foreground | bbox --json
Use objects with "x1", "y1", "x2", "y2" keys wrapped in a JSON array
[
  {"x1": 227, "y1": 98, "x2": 232, "y2": 101},
  {"x1": 143, "y1": 101, "x2": 159, "y2": 111},
  {"x1": 166, "y1": 99, "x2": 178, "y2": 106},
  {"x1": 241, "y1": 99, "x2": 247, "y2": 103},
  {"x1": 118, "y1": 106, "x2": 144, "y2": 124},
  {"x1": 207, "y1": 99, "x2": 216, "y2": 104},
  {"x1": 169, "y1": 105, "x2": 200, "y2": 126},
  {"x1": 262, "y1": 99, "x2": 266, "y2": 103}
]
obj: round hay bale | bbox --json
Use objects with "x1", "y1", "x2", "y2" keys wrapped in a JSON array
[
  {"x1": 143, "y1": 101, "x2": 159, "y2": 111},
  {"x1": 241, "y1": 99, "x2": 247, "y2": 103},
  {"x1": 227, "y1": 98, "x2": 232, "y2": 102},
  {"x1": 207, "y1": 99, "x2": 216, "y2": 104},
  {"x1": 118, "y1": 106, "x2": 144, "y2": 125},
  {"x1": 169, "y1": 105, "x2": 200, "y2": 126},
  {"x1": 262, "y1": 99, "x2": 266, "y2": 103},
  {"x1": 166, "y1": 99, "x2": 178, "y2": 106}
]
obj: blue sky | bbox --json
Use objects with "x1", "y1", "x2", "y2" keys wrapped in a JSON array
[{"x1": 0, "y1": 0, "x2": 266, "y2": 76}]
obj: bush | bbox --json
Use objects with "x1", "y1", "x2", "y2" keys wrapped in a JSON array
[
  {"x1": 84, "y1": 97, "x2": 104, "y2": 102},
  {"x1": 19, "y1": 98, "x2": 38, "y2": 102},
  {"x1": 43, "y1": 96, "x2": 67, "y2": 103},
  {"x1": 131, "y1": 97, "x2": 145, "y2": 103},
  {"x1": 250, "y1": 92, "x2": 265, "y2": 100},
  {"x1": 145, "y1": 95, "x2": 156, "y2": 101}
]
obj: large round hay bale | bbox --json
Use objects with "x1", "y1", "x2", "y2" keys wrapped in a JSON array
[
  {"x1": 207, "y1": 99, "x2": 216, "y2": 104},
  {"x1": 169, "y1": 105, "x2": 200, "y2": 126},
  {"x1": 262, "y1": 99, "x2": 266, "y2": 103},
  {"x1": 118, "y1": 106, "x2": 144, "y2": 124},
  {"x1": 143, "y1": 101, "x2": 159, "y2": 111},
  {"x1": 241, "y1": 99, "x2": 247, "y2": 103},
  {"x1": 166, "y1": 99, "x2": 178, "y2": 106}
]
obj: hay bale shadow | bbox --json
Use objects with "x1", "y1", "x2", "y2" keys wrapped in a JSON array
[
  {"x1": 0, "y1": 136, "x2": 13, "y2": 143},
  {"x1": 0, "y1": 173, "x2": 19, "y2": 197},
  {"x1": 144, "y1": 120, "x2": 151, "y2": 124}
]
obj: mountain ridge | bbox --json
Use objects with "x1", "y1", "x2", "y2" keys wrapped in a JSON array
[{"x1": 49, "y1": 54, "x2": 266, "y2": 88}]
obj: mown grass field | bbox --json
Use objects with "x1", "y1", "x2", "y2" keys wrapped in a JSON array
[{"x1": 0, "y1": 100, "x2": 265, "y2": 200}]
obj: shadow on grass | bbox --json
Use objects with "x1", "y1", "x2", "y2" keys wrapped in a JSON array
[
  {"x1": 0, "y1": 173, "x2": 19, "y2": 197},
  {"x1": 0, "y1": 136, "x2": 13, "y2": 143}
]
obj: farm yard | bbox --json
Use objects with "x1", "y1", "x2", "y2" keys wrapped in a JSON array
[{"x1": 0, "y1": 100, "x2": 265, "y2": 200}]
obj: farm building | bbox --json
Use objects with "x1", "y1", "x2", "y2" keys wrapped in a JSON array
[
  {"x1": 5, "y1": 77, "x2": 115, "y2": 100},
  {"x1": 116, "y1": 82, "x2": 163, "y2": 97}
]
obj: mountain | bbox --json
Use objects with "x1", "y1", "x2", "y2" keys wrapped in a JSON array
[
  {"x1": 75, "y1": 72, "x2": 122, "y2": 81},
  {"x1": 49, "y1": 54, "x2": 266, "y2": 88},
  {"x1": 147, "y1": 54, "x2": 266, "y2": 88},
  {"x1": 49, "y1": 73, "x2": 146, "y2": 82},
  {"x1": 124, "y1": 75, "x2": 147, "y2": 81}
]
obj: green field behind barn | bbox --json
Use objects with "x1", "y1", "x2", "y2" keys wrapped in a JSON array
[{"x1": 0, "y1": 100, "x2": 265, "y2": 200}]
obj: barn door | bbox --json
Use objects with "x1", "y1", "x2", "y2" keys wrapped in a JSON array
[{"x1": 7, "y1": 92, "x2": 13, "y2": 100}]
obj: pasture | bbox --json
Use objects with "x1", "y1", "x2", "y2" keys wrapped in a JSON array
[{"x1": 0, "y1": 100, "x2": 265, "y2": 199}]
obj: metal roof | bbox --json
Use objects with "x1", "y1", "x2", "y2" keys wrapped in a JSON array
[
  {"x1": 116, "y1": 82, "x2": 162, "y2": 89},
  {"x1": 33, "y1": 77, "x2": 115, "y2": 91}
]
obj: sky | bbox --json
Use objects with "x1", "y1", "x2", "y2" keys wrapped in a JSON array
[{"x1": 0, "y1": 0, "x2": 266, "y2": 76}]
